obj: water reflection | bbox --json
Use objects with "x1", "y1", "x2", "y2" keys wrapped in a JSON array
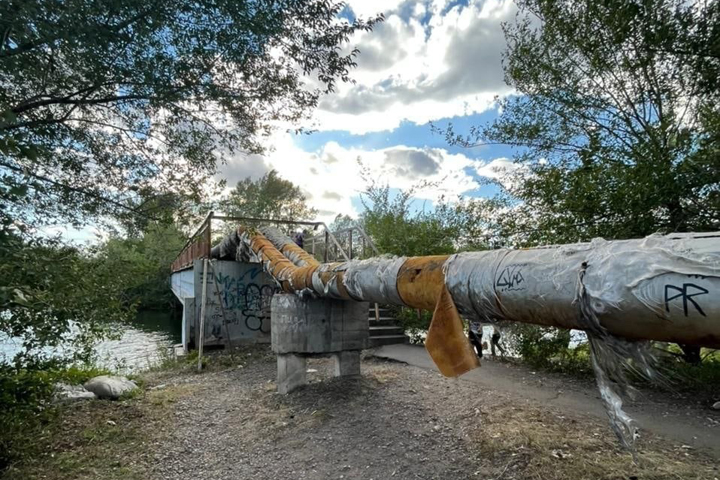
[
  {"x1": 96, "y1": 310, "x2": 182, "y2": 372},
  {"x1": 0, "y1": 310, "x2": 182, "y2": 373}
]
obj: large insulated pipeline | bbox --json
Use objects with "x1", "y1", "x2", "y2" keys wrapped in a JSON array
[{"x1": 212, "y1": 227, "x2": 720, "y2": 377}]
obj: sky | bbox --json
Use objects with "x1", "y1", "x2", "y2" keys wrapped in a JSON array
[{"x1": 218, "y1": 0, "x2": 522, "y2": 223}]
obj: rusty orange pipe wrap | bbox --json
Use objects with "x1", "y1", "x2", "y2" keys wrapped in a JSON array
[
  {"x1": 280, "y1": 242, "x2": 320, "y2": 267},
  {"x1": 396, "y1": 256, "x2": 450, "y2": 310},
  {"x1": 241, "y1": 228, "x2": 476, "y2": 377}
]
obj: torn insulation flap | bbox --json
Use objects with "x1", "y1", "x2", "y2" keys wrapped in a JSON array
[{"x1": 425, "y1": 284, "x2": 480, "y2": 377}]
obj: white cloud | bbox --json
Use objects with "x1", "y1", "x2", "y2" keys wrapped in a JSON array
[
  {"x1": 475, "y1": 157, "x2": 526, "y2": 190},
  {"x1": 346, "y1": 0, "x2": 407, "y2": 19},
  {"x1": 475, "y1": 157, "x2": 515, "y2": 180},
  {"x1": 216, "y1": 151, "x2": 271, "y2": 186},
  {"x1": 311, "y1": 0, "x2": 516, "y2": 134},
  {"x1": 214, "y1": 1, "x2": 522, "y2": 223},
  {"x1": 219, "y1": 132, "x2": 488, "y2": 223}
]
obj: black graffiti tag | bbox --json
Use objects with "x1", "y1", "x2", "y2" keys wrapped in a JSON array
[
  {"x1": 664, "y1": 283, "x2": 708, "y2": 317},
  {"x1": 496, "y1": 264, "x2": 526, "y2": 291}
]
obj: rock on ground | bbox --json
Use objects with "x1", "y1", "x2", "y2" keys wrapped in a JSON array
[
  {"x1": 84, "y1": 375, "x2": 137, "y2": 400},
  {"x1": 53, "y1": 383, "x2": 96, "y2": 403}
]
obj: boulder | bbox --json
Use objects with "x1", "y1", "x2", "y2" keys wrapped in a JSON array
[
  {"x1": 712, "y1": 401, "x2": 720, "y2": 411},
  {"x1": 84, "y1": 375, "x2": 138, "y2": 400},
  {"x1": 54, "y1": 383, "x2": 96, "y2": 403}
]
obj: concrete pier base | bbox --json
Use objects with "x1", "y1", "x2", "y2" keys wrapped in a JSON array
[
  {"x1": 271, "y1": 294, "x2": 369, "y2": 354},
  {"x1": 277, "y1": 353, "x2": 307, "y2": 394},
  {"x1": 333, "y1": 350, "x2": 361, "y2": 377},
  {"x1": 271, "y1": 294, "x2": 369, "y2": 393}
]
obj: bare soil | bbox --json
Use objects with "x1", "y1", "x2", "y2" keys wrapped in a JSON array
[{"x1": 7, "y1": 347, "x2": 719, "y2": 480}]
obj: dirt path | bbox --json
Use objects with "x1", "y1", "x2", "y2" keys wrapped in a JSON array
[
  {"x1": 373, "y1": 344, "x2": 720, "y2": 456},
  {"x1": 136, "y1": 349, "x2": 718, "y2": 480}
]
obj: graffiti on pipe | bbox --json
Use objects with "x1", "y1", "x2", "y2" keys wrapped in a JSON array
[
  {"x1": 664, "y1": 282, "x2": 708, "y2": 317},
  {"x1": 496, "y1": 264, "x2": 527, "y2": 292}
]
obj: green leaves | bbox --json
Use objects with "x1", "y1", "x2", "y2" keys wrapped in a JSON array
[
  {"x1": 0, "y1": 1, "x2": 380, "y2": 373},
  {"x1": 0, "y1": 227, "x2": 128, "y2": 369},
  {"x1": 221, "y1": 170, "x2": 317, "y2": 230},
  {"x1": 0, "y1": 0, "x2": 380, "y2": 231},
  {"x1": 448, "y1": 0, "x2": 720, "y2": 245},
  {"x1": 94, "y1": 222, "x2": 186, "y2": 310},
  {"x1": 358, "y1": 180, "x2": 493, "y2": 257}
]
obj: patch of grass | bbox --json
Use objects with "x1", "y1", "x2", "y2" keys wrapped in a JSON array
[
  {"x1": 51, "y1": 364, "x2": 112, "y2": 385},
  {"x1": 146, "y1": 384, "x2": 197, "y2": 407},
  {"x1": 0, "y1": 363, "x2": 113, "y2": 471},
  {"x1": 3, "y1": 381, "x2": 196, "y2": 480},
  {"x1": 369, "y1": 366, "x2": 400, "y2": 384},
  {"x1": 473, "y1": 402, "x2": 719, "y2": 480},
  {"x1": 3, "y1": 400, "x2": 151, "y2": 480},
  {"x1": 146, "y1": 344, "x2": 273, "y2": 378}
]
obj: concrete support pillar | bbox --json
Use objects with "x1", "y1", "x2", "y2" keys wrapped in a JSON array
[
  {"x1": 271, "y1": 293, "x2": 369, "y2": 394},
  {"x1": 271, "y1": 294, "x2": 369, "y2": 354},
  {"x1": 277, "y1": 353, "x2": 307, "y2": 395},
  {"x1": 333, "y1": 350, "x2": 361, "y2": 377}
]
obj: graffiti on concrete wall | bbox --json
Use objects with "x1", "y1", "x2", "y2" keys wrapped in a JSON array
[
  {"x1": 195, "y1": 260, "x2": 278, "y2": 344},
  {"x1": 209, "y1": 267, "x2": 276, "y2": 334}
]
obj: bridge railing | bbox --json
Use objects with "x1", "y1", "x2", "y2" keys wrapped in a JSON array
[
  {"x1": 304, "y1": 223, "x2": 383, "y2": 322},
  {"x1": 171, "y1": 212, "x2": 385, "y2": 324},
  {"x1": 304, "y1": 224, "x2": 379, "y2": 262},
  {"x1": 171, "y1": 211, "x2": 214, "y2": 272},
  {"x1": 170, "y1": 212, "x2": 359, "y2": 272}
]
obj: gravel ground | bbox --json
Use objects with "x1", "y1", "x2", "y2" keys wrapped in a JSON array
[
  {"x1": 139, "y1": 349, "x2": 719, "y2": 480},
  {"x1": 149, "y1": 354, "x2": 480, "y2": 479}
]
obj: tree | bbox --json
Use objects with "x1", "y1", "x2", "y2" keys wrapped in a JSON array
[
  {"x1": 442, "y1": 0, "x2": 720, "y2": 245},
  {"x1": 0, "y1": 1, "x2": 379, "y2": 369},
  {"x1": 0, "y1": 230, "x2": 128, "y2": 368},
  {"x1": 439, "y1": 0, "x2": 720, "y2": 367},
  {"x1": 357, "y1": 179, "x2": 494, "y2": 340},
  {"x1": 328, "y1": 214, "x2": 357, "y2": 233},
  {"x1": 360, "y1": 182, "x2": 457, "y2": 257},
  {"x1": 0, "y1": 0, "x2": 380, "y2": 230},
  {"x1": 221, "y1": 170, "x2": 317, "y2": 222},
  {"x1": 96, "y1": 221, "x2": 187, "y2": 311},
  {"x1": 359, "y1": 181, "x2": 493, "y2": 257}
]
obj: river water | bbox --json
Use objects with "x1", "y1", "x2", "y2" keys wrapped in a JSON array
[
  {"x1": 0, "y1": 310, "x2": 182, "y2": 373},
  {"x1": 2, "y1": 310, "x2": 589, "y2": 372}
]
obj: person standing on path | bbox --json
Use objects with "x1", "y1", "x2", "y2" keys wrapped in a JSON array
[
  {"x1": 490, "y1": 326, "x2": 506, "y2": 357},
  {"x1": 468, "y1": 320, "x2": 483, "y2": 359}
]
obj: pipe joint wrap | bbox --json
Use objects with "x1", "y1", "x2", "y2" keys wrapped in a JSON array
[
  {"x1": 443, "y1": 250, "x2": 509, "y2": 323},
  {"x1": 311, "y1": 263, "x2": 350, "y2": 300},
  {"x1": 343, "y1": 256, "x2": 407, "y2": 305}
]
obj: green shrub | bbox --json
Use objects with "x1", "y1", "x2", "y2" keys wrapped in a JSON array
[
  {"x1": 0, "y1": 363, "x2": 110, "y2": 470},
  {"x1": 393, "y1": 307, "x2": 431, "y2": 344},
  {"x1": 503, "y1": 323, "x2": 592, "y2": 375},
  {"x1": 653, "y1": 347, "x2": 720, "y2": 393}
]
